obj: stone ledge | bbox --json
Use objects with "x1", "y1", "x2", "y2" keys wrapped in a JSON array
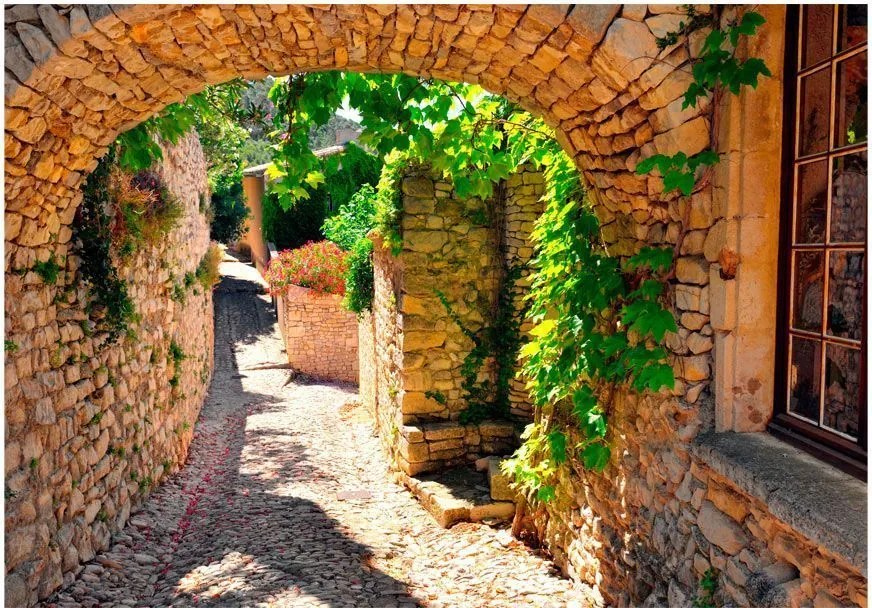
[{"x1": 691, "y1": 432, "x2": 867, "y2": 571}]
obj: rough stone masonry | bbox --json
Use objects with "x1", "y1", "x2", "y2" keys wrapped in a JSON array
[
  {"x1": 5, "y1": 133, "x2": 214, "y2": 606},
  {"x1": 4, "y1": 4, "x2": 867, "y2": 608}
]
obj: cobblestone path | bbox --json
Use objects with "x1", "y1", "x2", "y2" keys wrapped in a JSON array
[{"x1": 43, "y1": 257, "x2": 588, "y2": 608}]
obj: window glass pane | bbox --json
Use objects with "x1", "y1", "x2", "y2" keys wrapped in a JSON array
[
  {"x1": 802, "y1": 5, "x2": 835, "y2": 68},
  {"x1": 835, "y1": 51, "x2": 868, "y2": 148},
  {"x1": 838, "y1": 4, "x2": 868, "y2": 52},
  {"x1": 798, "y1": 67, "x2": 832, "y2": 157},
  {"x1": 823, "y1": 343, "x2": 861, "y2": 439},
  {"x1": 827, "y1": 250, "x2": 865, "y2": 340},
  {"x1": 789, "y1": 336, "x2": 822, "y2": 422},
  {"x1": 792, "y1": 250, "x2": 825, "y2": 332},
  {"x1": 795, "y1": 160, "x2": 828, "y2": 243},
  {"x1": 830, "y1": 152, "x2": 867, "y2": 243}
]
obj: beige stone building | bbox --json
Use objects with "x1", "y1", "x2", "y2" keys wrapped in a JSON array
[{"x1": 3, "y1": 4, "x2": 867, "y2": 607}]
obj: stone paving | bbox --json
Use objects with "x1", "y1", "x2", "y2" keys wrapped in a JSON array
[{"x1": 40, "y1": 256, "x2": 590, "y2": 608}]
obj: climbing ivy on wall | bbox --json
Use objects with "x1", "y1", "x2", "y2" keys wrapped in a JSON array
[
  {"x1": 435, "y1": 264, "x2": 529, "y2": 424},
  {"x1": 504, "y1": 8, "x2": 771, "y2": 502}
]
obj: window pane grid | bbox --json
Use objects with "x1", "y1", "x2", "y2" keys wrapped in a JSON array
[{"x1": 783, "y1": 6, "x2": 867, "y2": 447}]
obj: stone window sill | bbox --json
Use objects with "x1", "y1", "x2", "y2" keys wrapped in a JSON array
[{"x1": 691, "y1": 431, "x2": 867, "y2": 572}]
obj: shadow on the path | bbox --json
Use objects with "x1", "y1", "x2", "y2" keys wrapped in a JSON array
[{"x1": 159, "y1": 259, "x2": 419, "y2": 607}]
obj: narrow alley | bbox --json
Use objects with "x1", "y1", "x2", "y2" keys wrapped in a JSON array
[{"x1": 42, "y1": 256, "x2": 587, "y2": 608}]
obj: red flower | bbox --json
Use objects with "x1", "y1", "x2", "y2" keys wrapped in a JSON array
[{"x1": 264, "y1": 240, "x2": 349, "y2": 296}]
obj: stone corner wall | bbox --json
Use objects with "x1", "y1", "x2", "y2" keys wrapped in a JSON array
[
  {"x1": 276, "y1": 284, "x2": 358, "y2": 384},
  {"x1": 360, "y1": 164, "x2": 544, "y2": 476},
  {"x1": 4, "y1": 133, "x2": 214, "y2": 607}
]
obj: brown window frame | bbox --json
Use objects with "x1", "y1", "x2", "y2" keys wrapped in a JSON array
[{"x1": 770, "y1": 5, "x2": 868, "y2": 480}]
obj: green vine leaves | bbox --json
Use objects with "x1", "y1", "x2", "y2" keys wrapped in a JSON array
[
  {"x1": 505, "y1": 9, "x2": 771, "y2": 504},
  {"x1": 636, "y1": 10, "x2": 771, "y2": 195}
]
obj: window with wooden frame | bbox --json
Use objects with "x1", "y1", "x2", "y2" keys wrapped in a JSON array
[{"x1": 771, "y1": 5, "x2": 868, "y2": 478}]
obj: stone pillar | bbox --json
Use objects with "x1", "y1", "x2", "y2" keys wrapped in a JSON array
[{"x1": 240, "y1": 172, "x2": 269, "y2": 274}]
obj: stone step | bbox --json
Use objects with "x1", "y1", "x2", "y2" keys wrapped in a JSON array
[
  {"x1": 401, "y1": 465, "x2": 515, "y2": 528},
  {"x1": 487, "y1": 457, "x2": 515, "y2": 502}
]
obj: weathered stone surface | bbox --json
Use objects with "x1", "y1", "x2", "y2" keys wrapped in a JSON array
[
  {"x1": 488, "y1": 458, "x2": 514, "y2": 501},
  {"x1": 698, "y1": 501, "x2": 749, "y2": 555},
  {"x1": 591, "y1": 18, "x2": 658, "y2": 89},
  {"x1": 3, "y1": 134, "x2": 213, "y2": 603}
]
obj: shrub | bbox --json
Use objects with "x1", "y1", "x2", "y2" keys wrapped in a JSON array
[
  {"x1": 262, "y1": 187, "x2": 328, "y2": 251},
  {"x1": 322, "y1": 184, "x2": 377, "y2": 251},
  {"x1": 263, "y1": 144, "x2": 382, "y2": 251},
  {"x1": 109, "y1": 168, "x2": 183, "y2": 252},
  {"x1": 195, "y1": 243, "x2": 223, "y2": 290},
  {"x1": 264, "y1": 240, "x2": 348, "y2": 296},
  {"x1": 343, "y1": 238, "x2": 374, "y2": 314},
  {"x1": 74, "y1": 150, "x2": 137, "y2": 342},
  {"x1": 209, "y1": 169, "x2": 249, "y2": 244}
]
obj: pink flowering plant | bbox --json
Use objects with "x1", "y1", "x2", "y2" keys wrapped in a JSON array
[{"x1": 265, "y1": 240, "x2": 348, "y2": 296}]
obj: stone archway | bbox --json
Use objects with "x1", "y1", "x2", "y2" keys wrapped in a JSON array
[
  {"x1": 5, "y1": 4, "x2": 707, "y2": 259},
  {"x1": 5, "y1": 4, "x2": 715, "y2": 605}
]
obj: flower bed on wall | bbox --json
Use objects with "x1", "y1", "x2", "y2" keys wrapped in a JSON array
[{"x1": 266, "y1": 241, "x2": 358, "y2": 383}]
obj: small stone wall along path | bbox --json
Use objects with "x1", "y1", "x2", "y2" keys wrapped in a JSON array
[{"x1": 41, "y1": 256, "x2": 589, "y2": 608}]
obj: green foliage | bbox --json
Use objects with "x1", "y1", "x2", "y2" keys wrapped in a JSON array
[
  {"x1": 321, "y1": 143, "x2": 383, "y2": 211},
  {"x1": 111, "y1": 169, "x2": 184, "y2": 253},
  {"x1": 267, "y1": 73, "x2": 554, "y2": 208},
  {"x1": 209, "y1": 172, "x2": 249, "y2": 244},
  {"x1": 73, "y1": 149, "x2": 137, "y2": 343},
  {"x1": 654, "y1": 9, "x2": 771, "y2": 110},
  {"x1": 170, "y1": 281, "x2": 186, "y2": 303},
  {"x1": 343, "y1": 238, "x2": 375, "y2": 315},
  {"x1": 262, "y1": 187, "x2": 328, "y2": 251},
  {"x1": 5, "y1": 340, "x2": 18, "y2": 353},
  {"x1": 168, "y1": 340, "x2": 186, "y2": 364},
  {"x1": 263, "y1": 144, "x2": 381, "y2": 251},
  {"x1": 693, "y1": 568, "x2": 719, "y2": 608},
  {"x1": 168, "y1": 339, "x2": 185, "y2": 389},
  {"x1": 424, "y1": 390, "x2": 447, "y2": 405},
  {"x1": 32, "y1": 254, "x2": 62, "y2": 285},
  {"x1": 634, "y1": 151, "x2": 720, "y2": 195},
  {"x1": 654, "y1": 6, "x2": 714, "y2": 50},
  {"x1": 323, "y1": 184, "x2": 378, "y2": 250},
  {"x1": 195, "y1": 244, "x2": 223, "y2": 291}
]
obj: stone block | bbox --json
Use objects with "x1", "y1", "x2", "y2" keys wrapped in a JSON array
[
  {"x1": 401, "y1": 176, "x2": 435, "y2": 198},
  {"x1": 488, "y1": 458, "x2": 514, "y2": 501},
  {"x1": 697, "y1": 500, "x2": 749, "y2": 555},
  {"x1": 399, "y1": 437, "x2": 429, "y2": 463},
  {"x1": 422, "y1": 422, "x2": 465, "y2": 441},
  {"x1": 469, "y1": 501, "x2": 515, "y2": 522},
  {"x1": 402, "y1": 331, "x2": 447, "y2": 351},
  {"x1": 478, "y1": 421, "x2": 515, "y2": 438},
  {"x1": 676, "y1": 257, "x2": 709, "y2": 285}
]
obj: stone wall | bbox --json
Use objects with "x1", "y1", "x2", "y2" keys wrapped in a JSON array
[
  {"x1": 357, "y1": 310, "x2": 377, "y2": 420},
  {"x1": 275, "y1": 284, "x2": 358, "y2": 384},
  {"x1": 4, "y1": 4, "x2": 867, "y2": 608},
  {"x1": 360, "y1": 165, "x2": 542, "y2": 476},
  {"x1": 4, "y1": 133, "x2": 214, "y2": 606},
  {"x1": 502, "y1": 170, "x2": 545, "y2": 419},
  {"x1": 519, "y1": 7, "x2": 867, "y2": 607}
]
